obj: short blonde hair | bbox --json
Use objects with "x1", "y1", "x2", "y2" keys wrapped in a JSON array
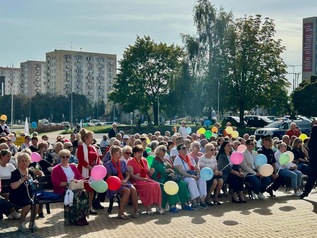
[
  {"x1": 17, "y1": 152, "x2": 31, "y2": 164},
  {"x1": 58, "y1": 149, "x2": 71, "y2": 157},
  {"x1": 154, "y1": 145, "x2": 167, "y2": 156},
  {"x1": 122, "y1": 145, "x2": 132, "y2": 153},
  {"x1": 205, "y1": 143, "x2": 215, "y2": 151}
]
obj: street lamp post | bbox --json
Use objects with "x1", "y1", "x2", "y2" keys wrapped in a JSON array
[{"x1": 10, "y1": 64, "x2": 14, "y2": 130}]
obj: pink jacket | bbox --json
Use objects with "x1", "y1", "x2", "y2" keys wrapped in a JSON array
[{"x1": 51, "y1": 164, "x2": 83, "y2": 195}]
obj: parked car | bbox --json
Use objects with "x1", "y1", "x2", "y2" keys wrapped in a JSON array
[
  {"x1": 221, "y1": 116, "x2": 246, "y2": 127},
  {"x1": 244, "y1": 115, "x2": 273, "y2": 128},
  {"x1": 254, "y1": 118, "x2": 312, "y2": 140}
]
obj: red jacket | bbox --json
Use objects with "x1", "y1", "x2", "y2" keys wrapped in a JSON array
[{"x1": 51, "y1": 164, "x2": 83, "y2": 196}]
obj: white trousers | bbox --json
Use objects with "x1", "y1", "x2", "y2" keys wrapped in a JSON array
[{"x1": 183, "y1": 177, "x2": 207, "y2": 200}]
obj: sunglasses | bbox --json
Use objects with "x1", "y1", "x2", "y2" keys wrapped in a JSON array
[
  {"x1": 162, "y1": 149, "x2": 167, "y2": 152},
  {"x1": 210, "y1": 149, "x2": 215, "y2": 151},
  {"x1": 61, "y1": 155, "x2": 70, "y2": 159},
  {"x1": 67, "y1": 146, "x2": 73, "y2": 149},
  {"x1": 181, "y1": 147, "x2": 187, "y2": 150},
  {"x1": 125, "y1": 152, "x2": 132, "y2": 154}
]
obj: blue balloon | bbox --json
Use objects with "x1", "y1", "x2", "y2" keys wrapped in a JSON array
[
  {"x1": 200, "y1": 167, "x2": 214, "y2": 181},
  {"x1": 255, "y1": 154, "x2": 267, "y2": 167},
  {"x1": 204, "y1": 120, "x2": 212, "y2": 126}
]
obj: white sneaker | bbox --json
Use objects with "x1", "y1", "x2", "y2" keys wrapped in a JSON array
[
  {"x1": 258, "y1": 193, "x2": 265, "y2": 199},
  {"x1": 294, "y1": 191, "x2": 301, "y2": 197},
  {"x1": 18, "y1": 222, "x2": 27, "y2": 231},
  {"x1": 10, "y1": 211, "x2": 21, "y2": 219},
  {"x1": 251, "y1": 191, "x2": 258, "y2": 199}
]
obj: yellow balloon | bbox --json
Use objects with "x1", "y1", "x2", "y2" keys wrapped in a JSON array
[
  {"x1": 225, "y1": 126, "x2": 233, "y2": 134},
  {"x1": 197, "y1": 128, "x2": 206, "y2": 136},
  {"x1": 163, "y1": 181, "x2": 179, "y2": 195},
  {"x1": 0, "y1": 114, "x2": 7, "y2": 121},
  {"x1": 231, "y1": 131, "x2": 239, "y2": 138},
  {"x1": 299, "y1": 134, "x2": 308, "y2": 141}
]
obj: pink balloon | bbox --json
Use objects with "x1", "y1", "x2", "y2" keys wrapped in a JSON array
[
  {"x1": 91, "y1": 165, "x2": 107, "y2": 180},
  {"x1": 237, "y1": 145, "x2": 247, "y2": 153},
  {"x1": 230, "y1": 151, "x2": 244, "y2": 165},
  {"x1": 31, "y1": 152, "x2": 42, "y2": 163}
]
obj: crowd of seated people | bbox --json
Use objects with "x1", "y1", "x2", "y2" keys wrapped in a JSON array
[{"x1": 0, "y1": 121, "x2": 315, "y2": 231}]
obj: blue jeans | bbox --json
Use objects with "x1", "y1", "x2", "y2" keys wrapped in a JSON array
[
  {"x1": 278, "y1": 169, "x2": 302, "y2": 190},
  {"x1": 297, "y1": 163, "x2": 308, "y2": 175},
  {"x1": 245, "y1": 175, "x2": 271, "y2": 194}
]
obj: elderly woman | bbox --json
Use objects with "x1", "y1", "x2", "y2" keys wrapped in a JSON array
[
  {"x1": 198, "y1": 143, "x2": 223, "y2": 205},
  {"x1": 121, "y1": 145, "x2": 133, "y2": 163},
  {"x1": 292, "y1": 138, "x2": 309, "y2": 175},
  {"x1": 174, "y1": 144, "x2": 207, "y2": 209},
  {"x1": 275, "y1": 142, "x2": 302, "y2": 196},
  {"x1": 127, "y1": 145, "x2": 165, "y2": 214},
  {"x1": 105, "y1": 145, "x2": 139, "y2": 219},
  {"x1": 151, "y1": 145, "x2": 192, "y2": 212},
  {"x1": 77, "y1": 128, "x2": 101, "y2": 215},
  {"x1": 63, "y1": 142, "x2": 78, "y2": 164},
  {"x1": 10, "y1": 152, "x2": 39, "y2": 231},
  {"x1": 217, "y1": 141, "x2": 246, "y2": 203},
  {"x1": 51, "y1": 149, "x2": 89, "y2": 226},
  {"x1": 29, "y1": 142, "x2": 53, "y2": 176},
  {"x1": 48, "y1": 142, "x2": 63, "y2": 165},
  {"x1": 188, "y1": 141, "x2": 203, "y2": 163}
]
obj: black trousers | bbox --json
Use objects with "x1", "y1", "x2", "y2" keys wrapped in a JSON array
[
  {"x1": 304, "y1": 165, "x2": 317, "y2": 194},
  {"x1": 269, "y1": 174, "x2": 285, "y2": 191}
]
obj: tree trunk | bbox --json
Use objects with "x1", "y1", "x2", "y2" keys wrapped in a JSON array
[{"x1": 239, "y1": 106, "x2": 245, "y2": 128}]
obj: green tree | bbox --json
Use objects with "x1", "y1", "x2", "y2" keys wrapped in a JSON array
[
  {"x1": 292, "y1": 81, "x2": 317, "y2": 116},
  {"x1": 109, "y1": 36, "x2": 184, "y2": 125},
  {"x1": 182, "y1": 0, "x2": 233, "y2": 116},
  {"x1": 222, "y1": 15, "x2": 289, "y2": 126}
]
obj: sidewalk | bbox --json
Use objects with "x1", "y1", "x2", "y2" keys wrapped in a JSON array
[{"x1": 1, "y1": 188, "x2": 317, "y2": 238}]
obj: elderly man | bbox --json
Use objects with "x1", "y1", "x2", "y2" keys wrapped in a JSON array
[
  {"x1": 108, "y1": 123, "x2": 118, "y2": 139},
  {"x1": 286, "y1": 122, "x2": 301, "y2": 138},
  {"x1": 178, "y1": 121, "x2": 188, "y2": 138},
  {"x1": 257, "y1": 135, "x2": 285, "y2": 197}
]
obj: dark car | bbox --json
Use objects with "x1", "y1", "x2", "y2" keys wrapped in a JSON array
[
  {"x1": 244, "y1": 115, "x2": 273, "y2": 128},
  {"x1": 254, "y1": 118, "x2": 312, "y2": 140},
  {"x1": 222, "y1": 116, "x2": 246, "y2": 127}
]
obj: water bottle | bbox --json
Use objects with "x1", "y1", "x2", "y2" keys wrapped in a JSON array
[{"x1": 28, "y1": 176, "x2": 37, "y2": 192}]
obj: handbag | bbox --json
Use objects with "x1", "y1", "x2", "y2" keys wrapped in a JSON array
[{"x1": 68, "y1": 179, "x2": 84, "y2": 190}]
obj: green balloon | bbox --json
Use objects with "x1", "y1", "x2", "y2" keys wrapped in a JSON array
[
  {"x1": 146, "y1": 155, "x2": 155, "y2": 167},
  {"x1": 205, "y1": 130, "x2": 212, "y2": 139},
  {"x1": 145, "y1": 147, "x2": 151, "y2": 153},
  {"x1": 279, "y1": 153, "x2": 290, "y2": 166},
  {"x1": 90, "y1": 180, "x2": 108, "y2": 193}
]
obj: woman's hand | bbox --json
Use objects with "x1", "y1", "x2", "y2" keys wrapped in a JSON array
[{"x1": 87, "y1": 165, "x2": 93, "y2": 170}]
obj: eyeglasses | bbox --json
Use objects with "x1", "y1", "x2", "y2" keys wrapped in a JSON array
[
  {"x1": 181, "y1": 147, "x2": 187, "y2": 150},
  {"x1": 162, "y1": 149, "x2": 167, "y2": 152},
  {"x1": 61, "y1": 155, "x2": 70, "y2": 159},
  {"x1": 210, "y1": 149, "x2": 215, "y2": 151},
  {"x1": 125, "y1": 152, "x2": 132, "y2": 154},
  {"x1": 67, "y1": 146, "x2": 73, "y2": 149}
]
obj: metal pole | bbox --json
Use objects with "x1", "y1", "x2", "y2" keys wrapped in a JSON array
[
  {"x1": 217, "y1": 79, "x2": 220, "y2": 119},
  {"x1": 157, "y1": 94, "x2": 159, "y2": 125},
  {"x1": 70, "y1": 75, "x2": 73, "y2": 128},
  {"x1": 10, "y1": 65, "x2": 14, "y2": 130}
]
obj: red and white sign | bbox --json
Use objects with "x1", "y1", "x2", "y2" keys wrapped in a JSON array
[{"x1": 303, "y1": 22, "x2": 313, "y2": 72}]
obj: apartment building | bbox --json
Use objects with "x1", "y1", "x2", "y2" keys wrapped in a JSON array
[
  {"x1": 46, "y1": 49, "x2": 116, "y2": 112},
  {"x1": 0, "y1": 67, "x2": 21, "y2": 96},
  {"x1": 20, "y1": 61, "x2": 46, "y2": 98}
]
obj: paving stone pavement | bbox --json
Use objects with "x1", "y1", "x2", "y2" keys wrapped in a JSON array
[{"x1": 1, "y1": 188, "x2": 317, "y2": 238}]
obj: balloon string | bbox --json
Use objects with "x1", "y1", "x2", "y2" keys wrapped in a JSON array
[{"x1": 219, "y1": 163, "x2": 230, "y2": 172}]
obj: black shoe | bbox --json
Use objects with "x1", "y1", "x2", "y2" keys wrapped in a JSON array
[
  {"x1": 89, "y1": 209, "x2": 98, "y2": 215},
  {"x1": 213, "y1": 199, "x2": 222, "y2": 205},
  {"x1": 205, "y1": 200, "x2": 214, "y2": 206},
  {"x1": 92, "y1": 202, "x2": 104, "y2": 210},
  {"x1": 266, "y1": 188, "x2": 275, "y2": 197},
  {"x1": 231, "y1": 197, "x2": 240, "y2": 203},
  {"x1": 299, "y1": 192, "x2": 308, "y2": 199},
  {"x1": 38, "y1": 212, "x2": 45, "y2": 218}
]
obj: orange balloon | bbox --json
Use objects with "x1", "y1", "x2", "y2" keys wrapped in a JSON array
[{"x1": 211, "y1": 127, "x2": 218, "y2": 133}]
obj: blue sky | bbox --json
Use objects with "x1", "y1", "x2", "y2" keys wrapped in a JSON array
[{"x1": 1, "y1": 0, "x2": 316, "y2": 85}]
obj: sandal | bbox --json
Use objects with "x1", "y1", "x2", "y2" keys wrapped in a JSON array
[
  {"x1": 132, "y1": 212, "x2": 140, "y2": 218},
  {"x1": 117, "y1": 214, "x2": 129, "y2": 220}
]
